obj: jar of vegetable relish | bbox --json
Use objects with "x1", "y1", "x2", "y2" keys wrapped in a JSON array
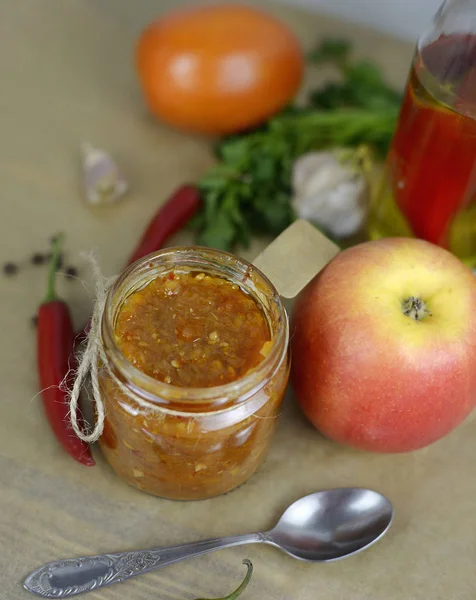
[{"x1": 98, "y1": 247, "x2": 290, "y2": 500}]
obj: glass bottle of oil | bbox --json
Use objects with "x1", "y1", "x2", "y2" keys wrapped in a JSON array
[{"x1": 367, "y1": 0, "x2": 476, "y2": 268}]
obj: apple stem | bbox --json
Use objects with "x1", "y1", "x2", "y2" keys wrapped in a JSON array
[{"x1": 402, "y1": 296, "x2": 432, "y2": 321}]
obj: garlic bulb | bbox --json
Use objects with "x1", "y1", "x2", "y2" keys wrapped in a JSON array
[
  {"x1": 291, "y1": 150, "x2": 368, "y2": 239},
  {"x1": 81, "y1": 142, "x2": 128, "y2": 205}
]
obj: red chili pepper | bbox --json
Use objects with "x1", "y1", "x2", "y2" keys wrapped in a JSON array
[
  {"x1": 76, "y1": 184, "x2": 201, "y2": 342},
  {"x1": 37, "y1": 234, "x2": 95, "y2": 466},
  {"x1": 127, "y1": 184, "x2": 201, "y2": 265}
]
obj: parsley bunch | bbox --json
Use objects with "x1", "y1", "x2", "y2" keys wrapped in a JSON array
[{"x1": 193, "y1": 39, "x2": 402, "y2": 251}]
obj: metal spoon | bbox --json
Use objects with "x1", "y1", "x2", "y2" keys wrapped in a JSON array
[{"x1": 24, "y1": 487, "x2": 393, "y2": 598}]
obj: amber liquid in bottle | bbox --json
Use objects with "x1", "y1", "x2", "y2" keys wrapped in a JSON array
[{"x1": 368, "y1": 34, "x2": 476, "y2": 267}]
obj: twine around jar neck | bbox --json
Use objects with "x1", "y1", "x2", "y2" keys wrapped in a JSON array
[
  {"x1": 68, "y1": 256, "x2": 178, "y2": 443},
  {"x1": 68, "y1": 256, "x2": 114, "y2": 443}
]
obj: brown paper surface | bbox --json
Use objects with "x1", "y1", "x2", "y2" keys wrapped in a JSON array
[
  {"x1": 253, "y1": 219, "x2": 340, "y2": 298},
  {"x1": 1, "y1": 2, "x2": 475, "y2": 599}
]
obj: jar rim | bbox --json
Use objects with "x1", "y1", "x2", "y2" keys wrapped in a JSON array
[{"x1": 101, "y1": 246, "x2": 289, "y2": 410}]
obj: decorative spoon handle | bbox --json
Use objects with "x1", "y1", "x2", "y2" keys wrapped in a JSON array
[{"x1": 23, "y1": 533, "x2": 264, "y2": 598}]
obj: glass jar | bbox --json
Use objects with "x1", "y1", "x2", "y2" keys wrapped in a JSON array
[
  {"x1": 97, "y1": 247, "x2": 290, "y2": 500},
  {"x1": 367, "y1": 0, "x2": 476, "y2": 268}
]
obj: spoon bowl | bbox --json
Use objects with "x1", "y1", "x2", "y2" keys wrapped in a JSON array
[
  {"x1": 268, "y1": 488, "x2": 393, "y2": 561},
  {"x1": 24, "y1": 487, "x2": 394, "y2": 598}
]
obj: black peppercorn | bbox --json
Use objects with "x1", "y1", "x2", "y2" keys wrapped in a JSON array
[
  {"x1": 64, "y1": 266, "x2": 78, "y2": 279},
  {"x1": 31, "y1": 253, "x2": 46, "y2": 265},
  {"x1": 3, "y1": 262, "x2": 18, "y2": 276}
]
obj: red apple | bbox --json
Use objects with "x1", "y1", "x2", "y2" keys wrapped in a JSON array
[{"x1": 290, "y1": 237, "x2": 476, "y2": 453}]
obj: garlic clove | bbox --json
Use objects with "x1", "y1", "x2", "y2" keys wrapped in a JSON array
[
  {"x1": 81, "y1": 142, "x2": 128, "y2": 206},
  {"x1": 292, "y1": 152, "x2": 336, "y2": 195},
  {"x1": 291, "y1": 150, "x2": 368, "y2": 239}
]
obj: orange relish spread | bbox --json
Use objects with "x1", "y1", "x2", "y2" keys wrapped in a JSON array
[{"x1": 114, "y1": 271, "x2": 271, "y2": 387}]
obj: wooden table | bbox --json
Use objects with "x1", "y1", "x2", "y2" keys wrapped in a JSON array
[{"x1": 1, "y1": 1, "x2": 475, "y2": 599}]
